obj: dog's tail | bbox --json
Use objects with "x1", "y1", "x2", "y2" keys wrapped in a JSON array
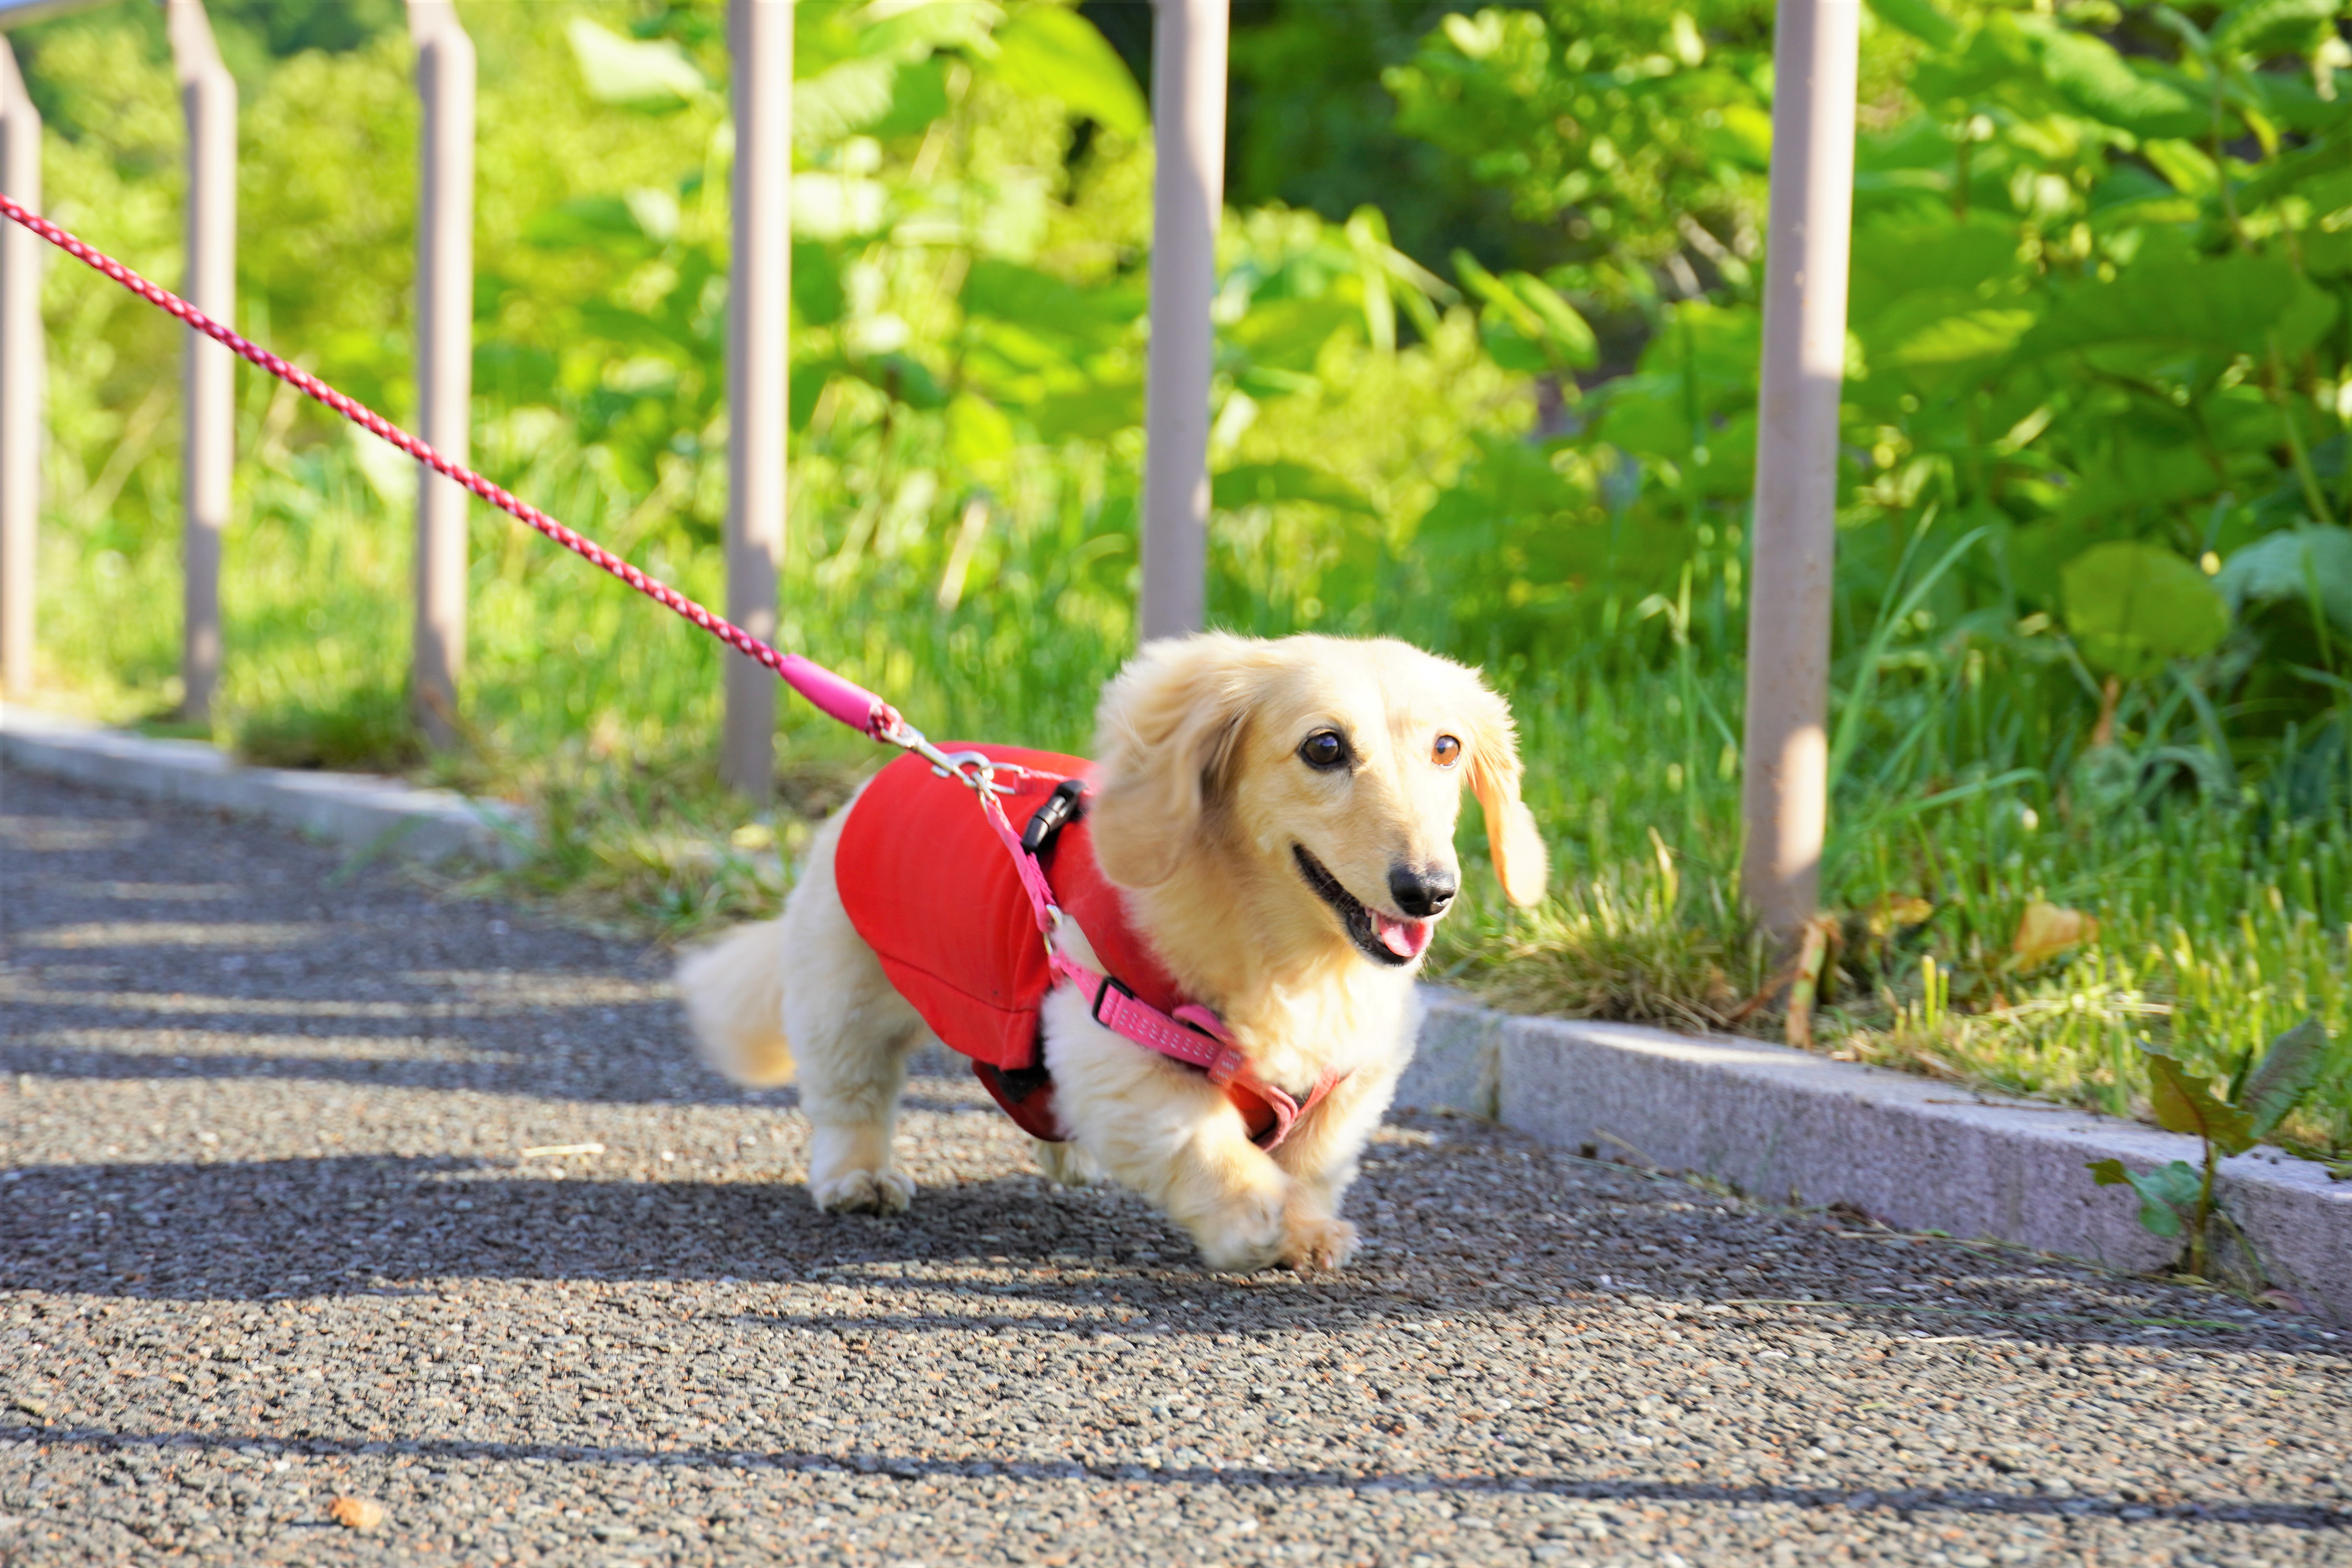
[{"x1": 675, "y1": 919, "x2": 796, "y2": 1087}]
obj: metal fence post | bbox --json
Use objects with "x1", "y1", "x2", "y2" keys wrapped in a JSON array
[
  {"x1": 0, "y1": 36, "x2": 39, "y2": 698},
  {"x1": 408, "y1": 0, "x2": 474, "y2": 748},
  {"x1": 1138, "y1": 0, "x2": 1227, "y2": 644},
  {"x1": 1740, "y1": 0, "x2": 1859, "y2": 945},
  {"x1": 167, "y1": 0, "x2": 234, "y2": 726},
  {"x1": 722, "y1": 0, "x2": 789, "y2": 797}
]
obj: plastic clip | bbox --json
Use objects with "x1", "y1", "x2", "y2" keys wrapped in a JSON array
[{"x1": 1021, "y1": 778, "x2": 1088, "y2": 855}]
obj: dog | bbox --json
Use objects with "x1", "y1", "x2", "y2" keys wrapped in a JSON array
[{"x1": 676, "y1": 632, "x2": 1546, "y2": 1272}]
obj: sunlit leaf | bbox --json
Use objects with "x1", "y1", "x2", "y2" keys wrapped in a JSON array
[
  {"x1": 789, "y1": 173, "x2": 889, "y2": 240},
  {"x1": 982, "y1": 7, "x2": 1146, "y2": 136},
  {"x1": 945, "y1": 392, "x2": 1016, "y2": 468},
  {"x1": 795, "y1": 58, "x2": 901, "y2": 143},
  {"x1": 566, "y1": 19, "x2": 704, "y2": 107},
  {"x1": 2060, "y1": 541, "x2": 2229, "y2": 681},
  {"x1": 1876, "y1": 308, "x2": 2038, "y2": 369}
]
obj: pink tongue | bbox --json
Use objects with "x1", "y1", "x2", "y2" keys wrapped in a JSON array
[{"x1": 1376, "y1": 914, "x2": 1432, "y2": 960}]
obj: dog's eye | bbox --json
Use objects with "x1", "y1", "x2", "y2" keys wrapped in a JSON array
[
  {"x1": 1432, "y1": 734, "x2": 1462, "y2": 768},
  {"x1": 1299, "y1": 730, "x2": 1350, "y2": 771}
]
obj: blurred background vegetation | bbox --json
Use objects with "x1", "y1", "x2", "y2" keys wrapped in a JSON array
[{"x1": 13, "y1": 0, "x2": 2352, "y2": 1159}]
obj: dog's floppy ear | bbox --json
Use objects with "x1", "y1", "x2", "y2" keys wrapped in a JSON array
[
  {"x1": 1087, "y1": 633, "x2": 1261, "y2": 889},
  {"x1": 1463, "y1": 679, "x2": 1548, "y2": 908}
]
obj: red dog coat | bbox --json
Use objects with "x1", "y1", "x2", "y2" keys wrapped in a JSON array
[{"x1": 835, "y1": 744, "x2": 1322, "y2": 1147}]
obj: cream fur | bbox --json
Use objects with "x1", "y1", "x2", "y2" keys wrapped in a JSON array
[{"x1": 675, "y1": 633, "x2": 1542, "y2": 1270}]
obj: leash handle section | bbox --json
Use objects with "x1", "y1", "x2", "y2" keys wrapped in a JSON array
[{"x1": 0, "y1": 193, "x2": 904, "y2": 743}]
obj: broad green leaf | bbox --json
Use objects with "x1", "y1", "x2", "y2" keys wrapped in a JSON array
[
  {"x1": 521, "y1": 196, "x2": 659, "y2": 256},
  {"x1": 1867, "y1": 0, "x2": 1961, "y2": 50},
  {"x1": 791, "y1": 241, "x2": 846, "y2": 328},
  {"x1": 2087, "y1": 1158, "x2": 2194, "y2": 1236},
  {"x1": 2216, "y1": 526, "x2": 2352, "y2": 634},
  {"x1": 2239, "y1": 1018, "x2": 2330, "y2": 1139},
  {"x1": 2147, "y1": 1051, "x2": 2259, "y2": 1156},
  {"x1": 867, "y1": 56, "x2": 952, "y2": 141},
  {"x1": 1877, "y1": 308, "x2": 2038, "y2": 369},
  {"x1": 2060, "y1": 541, "x2": 2229, "y2": 680},
  {"x1": 1225, "y1": 297, "x2": 1362, "y2": 376},
  {"x1": 566, "y1": 19, "x2": 704, "y2": 107},
  {"x1": 962, "y1": 258, "x2": 1142, "y2": 344},
  {"x1": 2018, "y1": 257, "x2": 2337, "y2": 363},
  {"x1": 1212, "y1": 462, "x2": 1378, "y2": 517},
  {"x1": 2213, "y1": 0, "x2": 2339, "y2": 57},
  {"x1": 2030, "y1": 26, "x2": 2209, "y2": 140},
  {"x1": 983, "y1": 8, "x2": 1146, "y2": 136}
]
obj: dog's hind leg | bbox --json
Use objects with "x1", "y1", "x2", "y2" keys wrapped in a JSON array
[
  {"x1": 1033, "y1": 1140, "x2": 1103, "y2": 1188},
  {"x1": 780, "y1": 811, "x2": 927, "y2": 1214}
]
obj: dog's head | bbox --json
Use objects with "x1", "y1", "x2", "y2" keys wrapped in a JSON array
[{"x1": 1087, "y1": 633, "x2": 1546, "y2": 968}]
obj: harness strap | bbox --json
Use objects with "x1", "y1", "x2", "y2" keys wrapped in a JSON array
[{"x1": 967, "y1": 771, "x2": 1338, "y2": 1151}]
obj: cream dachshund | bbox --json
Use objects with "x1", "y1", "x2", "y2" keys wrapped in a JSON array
[{"x1": 676, "y1": 632, "x2": 1545, "y2": 1272}]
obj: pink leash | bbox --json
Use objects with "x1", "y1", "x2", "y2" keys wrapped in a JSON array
[
  {"x1": 0, "y1": 194, "x2": 1334, "y2": 1143},
  {"x1": 0, "y1": 194, "x2": 900, "y2": 743}
]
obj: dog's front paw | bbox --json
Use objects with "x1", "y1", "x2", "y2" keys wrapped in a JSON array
[
  {"x1": 1189, "y1": 1188, "x2": 1289, "y2": 1273},
  {"x1": 810, "y1": 1168, "x2": 914, "y2": 1214},
  {"x1": 1282, "y1": 1216, "x2": 1359, "y2": 1272}
]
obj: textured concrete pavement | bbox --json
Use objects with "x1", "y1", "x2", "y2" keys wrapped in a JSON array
[{"x1": 1, "y1": 768, "x2": 2347, "y2": 1566}]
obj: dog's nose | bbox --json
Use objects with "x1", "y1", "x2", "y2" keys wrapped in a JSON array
[{"x1": 1389, "y1": 866, "x2": 1457, "y2": 919}]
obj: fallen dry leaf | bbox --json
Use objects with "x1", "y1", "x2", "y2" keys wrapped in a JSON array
[
  {"x1": 2011, "y1": 900, "x2": 2096, "y2": 971},
  {"x1": 328, "y1": 1496, "x2": 386, "y2": 1532}
]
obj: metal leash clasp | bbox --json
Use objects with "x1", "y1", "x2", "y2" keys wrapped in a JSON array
[{"x1": 879, "y1": 719, "x2": 1016, "y2": 796}]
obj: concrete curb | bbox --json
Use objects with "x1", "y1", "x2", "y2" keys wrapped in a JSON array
[
  {"x1": 1399, "y1": 991, "x2": 2352, "y2": 1323},
  {"x1": 0, "y1": 704, "x2": 528, "y2": 867}
]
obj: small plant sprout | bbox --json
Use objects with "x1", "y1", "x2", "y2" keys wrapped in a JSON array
[{"x1": 2087, "y1": 1018, "x2": 2331, "y2": 1283}]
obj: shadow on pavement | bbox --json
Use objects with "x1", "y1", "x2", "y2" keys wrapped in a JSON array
[{"x1": 0, "y1": 1420, "x2": 2343, "y2": 1532}]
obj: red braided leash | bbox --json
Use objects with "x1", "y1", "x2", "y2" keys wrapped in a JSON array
[
  {"x1": 0, "y1": 192, "x2": 903, "y2": 741},
  {"x1": 1, "y1": 194, "x2": 1332, "y2": 1124}
]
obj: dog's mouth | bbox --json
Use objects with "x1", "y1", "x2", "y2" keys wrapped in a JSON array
[{"x1": 1293, "y1": 846, "x2": 1434, "y2": 967}]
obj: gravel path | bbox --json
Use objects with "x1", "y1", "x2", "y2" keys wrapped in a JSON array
[{"x1": 1, "y1": 767, "x2": 2347, "y2": 1567}]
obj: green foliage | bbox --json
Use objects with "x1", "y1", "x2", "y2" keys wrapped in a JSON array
[
  {"x1": 21, "y1": 0, "x2": 2352, "y2": 1174},
  {"x1": 2060, "y1": 541, "x2": 2229, "y2": 681},
  {"x1": 2087, "y1": 1158, "x2": 2202, "y2": 1238},
  {"x1": 2085, "y1": 1020, "x2": 2335, "y2": 1283}
]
